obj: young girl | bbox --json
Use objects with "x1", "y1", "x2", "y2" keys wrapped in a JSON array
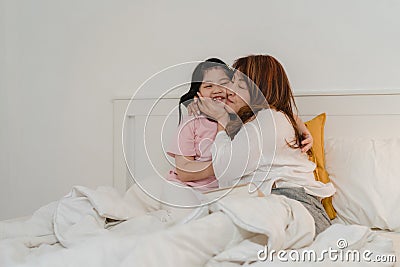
[{"x1": 166, "y1": 58, "x2": 233, "y2": 191}]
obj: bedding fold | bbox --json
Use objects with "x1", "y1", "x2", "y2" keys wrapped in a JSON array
[{"x1": 0, "y1": 184, "x2": 396, "y2": 267}]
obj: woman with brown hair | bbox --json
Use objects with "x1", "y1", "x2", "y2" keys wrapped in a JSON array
[{"x1": 196, "y1": 55, "x2": 336, "y2": 236}]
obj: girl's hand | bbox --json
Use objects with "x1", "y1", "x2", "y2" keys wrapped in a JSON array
[
  {"x1": 196, "y1": 93, "x2": 229, "y2": 128},
  {"x1": 187, "y1": 98, "x2": 201, "y2": 117},
  {"x1": 301, "y1": 131, "x2": 313, "y2": 153},
  {"x1": 293, "y1": 114, "x2": 313, "y2": 153}
]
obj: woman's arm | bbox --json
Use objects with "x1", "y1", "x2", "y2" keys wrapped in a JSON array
[
  {"x1": 175, "y1": 155, "x2": 215, "y2": 182},
  {"x1": 211, "y1": 117, "x2": 269, "y2": 187},
  {"x1": 193, "y1": 95, "x2": 262, "y2": 186}
]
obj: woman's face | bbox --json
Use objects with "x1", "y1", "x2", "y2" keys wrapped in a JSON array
[
  {"x1": 226, "y1": 72, "x2": 251, "y2": 114},
  {"x1": 199, "y1": 67, "x2": 230, "y2": 103}
]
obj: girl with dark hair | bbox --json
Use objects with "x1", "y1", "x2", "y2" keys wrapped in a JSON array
[
  {"x1": 177, "y1": 58, "x2": 233, "y2": 124},
  {"x1": 166, "y1": 58, "x2": 233, "y2": 191}
]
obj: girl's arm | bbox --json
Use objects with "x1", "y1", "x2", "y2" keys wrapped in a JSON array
[
  {"x1": 293, "y1": 114, "x2": 313, "y2": 153},
  {"x1": 168, "y1": 115, "x2": 214, "y2": 182},
  {"x1": 175, "y1": 155, "x2": 214, "y2": 182}
]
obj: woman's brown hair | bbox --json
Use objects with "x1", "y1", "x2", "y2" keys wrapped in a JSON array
[{"x1": 226, "y1": 55, "x2": 303, "y2": 149}]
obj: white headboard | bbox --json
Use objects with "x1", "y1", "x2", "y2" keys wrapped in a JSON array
[{"x1": 113, "y1": 91, "x2": 400, "y2": 194}]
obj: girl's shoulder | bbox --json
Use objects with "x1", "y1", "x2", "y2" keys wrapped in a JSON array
[
  {"x1": 180, "y1": 115, "x2": 216, "y2": 124},
  {"x1": 180, "y1": 115, "x2": 204, "y2": 125},
  {"x1": 179, "y1": 115, "x2": 217, "y2": 130},
  {"x1": 179, "y1": 115, "x2": 196, "y2": 124}
]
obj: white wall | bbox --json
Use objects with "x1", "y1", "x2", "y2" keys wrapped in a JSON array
[
  {"x1": 1, "y1": 0, "x2": 400, "y2": 220},
  {"x1": 0, "y1": 0, "x2": 7, "y2": 217}
]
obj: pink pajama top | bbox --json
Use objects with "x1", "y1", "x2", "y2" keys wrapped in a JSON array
[{"x1": 167, "y1": 115, "x2": 219, "y2": 191}]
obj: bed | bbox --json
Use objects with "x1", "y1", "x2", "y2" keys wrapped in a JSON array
[{"x1": 1, "y1": 91, "x2": 399, "y2": 266}]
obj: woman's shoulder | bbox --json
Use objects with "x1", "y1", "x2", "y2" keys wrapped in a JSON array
[
  {"x1": 253, "y1": 109, "x2": 284, "y2": 124},
  {"x1": 257, "y1": 109, "x2": 291, "y2": 123},
  {"x1": 252, "y1": 109, "x2": 294, "y2": 136},
  {"x1": 241, "y1": 109, "x2": 276, "y2": 135}
]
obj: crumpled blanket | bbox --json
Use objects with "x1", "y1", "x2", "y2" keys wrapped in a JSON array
[
  {"x1": 0, "y1": 183, "x2": 208, "y2": 248},
  {"x1": 0, "y1": 184, "x2": 395, "y2": 267}
]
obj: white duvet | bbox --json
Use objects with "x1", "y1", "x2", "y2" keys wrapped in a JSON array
[{"x1": 0, "y1": 184, "x2": 396, "y2": 267}]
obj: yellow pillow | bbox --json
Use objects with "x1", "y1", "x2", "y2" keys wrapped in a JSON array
[{"x1": 305, "y1": 113, "x2": 336, "y2": 220}]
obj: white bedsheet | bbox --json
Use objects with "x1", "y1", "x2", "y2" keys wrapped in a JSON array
[
  {"x1": 373, "y1": 231, "x2": 400, "y2": 267},
  {"x1": 208, "y1": 224, "x2": 395, "y2": 266},
  {"x1": 0, "y1": 185, "x2": 396, "y2": 267}
]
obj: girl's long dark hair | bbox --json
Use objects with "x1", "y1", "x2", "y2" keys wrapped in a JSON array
[{"x1": 178, "y1": 58, "x2": 233, "y2": 124}]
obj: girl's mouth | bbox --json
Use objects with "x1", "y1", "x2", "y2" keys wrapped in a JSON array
[{"x1": 212, "y1": 96, "x2": 225, "y2": 102}]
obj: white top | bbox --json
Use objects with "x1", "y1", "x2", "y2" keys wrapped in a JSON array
[{"x1": 211, "y1": 109, "x2": 336, "y2": 198}]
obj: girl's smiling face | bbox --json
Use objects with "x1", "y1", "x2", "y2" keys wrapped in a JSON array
[
  {"x1": 199, "y1": 67, "x2": 231, "y2": 103},
  {"x1": 226, "y1": 72, "x2": 251, "y2": 113}
]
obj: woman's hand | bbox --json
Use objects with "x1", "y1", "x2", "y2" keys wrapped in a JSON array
[{"x1": 196, "y1": 93, "x2": 230, "y2": 128}]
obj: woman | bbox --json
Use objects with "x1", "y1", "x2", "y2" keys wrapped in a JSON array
[{"x1": 196, "y1": 55, "x2": 336, "y2": 236}]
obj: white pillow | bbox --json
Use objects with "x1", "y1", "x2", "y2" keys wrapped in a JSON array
[{"x1": 325, "y1": 137, "x2": 400, "y2": 231}]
